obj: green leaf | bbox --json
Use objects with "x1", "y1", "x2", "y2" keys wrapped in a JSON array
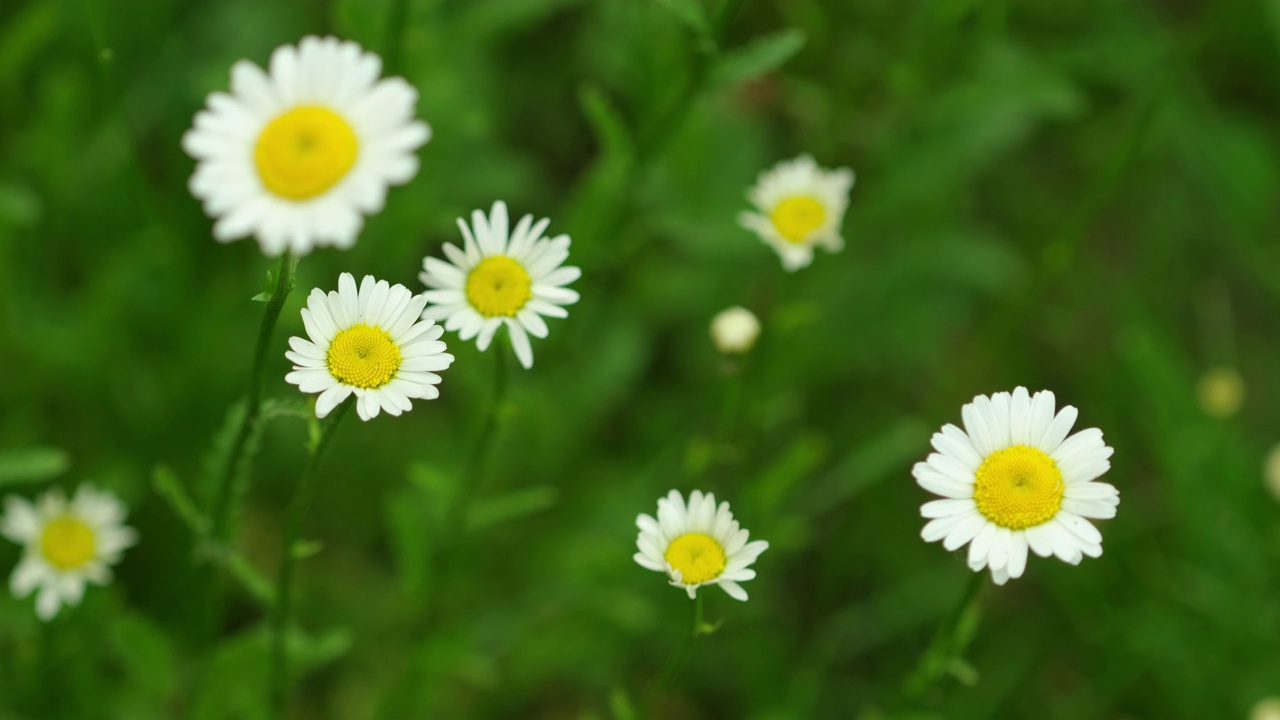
[
  {"x1": 653, "y1": 0, "x2": 711, "y2": 39},
  {"x1": 578, "y1": 84, "x2": 634, "y2": 162},
  {"x1": 291, "y1": 539, "x2": 324, "y2": 560},
  {"x1": 712, "y1": 28, "x2": 806, "y2": 87},
  {"x1": 466, "y1": 485, "x2": 559, "y2": 530},
  {"x1": 152, "y1": 466, "x2": 210, "y2": 536},
  {"x1": 0, "y1": 446, "x2": 69, "y2": 486}
]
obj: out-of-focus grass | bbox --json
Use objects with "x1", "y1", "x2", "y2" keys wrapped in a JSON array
[{"x1": 1, "y1": 0, "x2": 1279, "y2": 718}]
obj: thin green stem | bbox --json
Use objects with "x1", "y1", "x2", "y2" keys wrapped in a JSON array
[
  {"x1": 642, "y1": 595, "x2": 707, "y2": 714},
  {"x1": 905, "y1": 571, "x2": 985, "y2": 699},
  {"x1": 270, "y1": 395, "x2": 354, "y2": 715},
  {"x1": 458, "y1": 344, "x2": 510, "y2": 518},
  {"x1": 383, "y1": 0, "x2": 411, "y2": 77}
]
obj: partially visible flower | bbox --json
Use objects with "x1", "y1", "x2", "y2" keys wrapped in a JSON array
[
  {"x1": 1252, "y1": 698, "x2": 1280, "y2": 720},
  {"x1": 710, "y1": 306, "x2": 760, "y2": 355},
  {"x1": 419, "y1": 201, "x2": 580, "y2": 369},
  {"x1": 1197, "y1": 366, "x2": 1244, "y2": 418},
  {"x1": 1264, "y1": 444, "x2": 1280, "y2": 504},
  {"x1": 2, "y1": 485, "x2": 137, "y2": 621},
  {"x1": 286, "y1": 273, "x2": 453, "y2": 421},
  {"x1": 913, "y1": 387, "x2": 1119, "y2": 585},
  {"x1": 634, "y1": 490, "x2": 768, "y2": 601},
  {"x1": 738, "y1": 154, "x2": 854, "y2": 271},
  {"x1": 183, "y1": 36, "x2": 430, "y2": 256}
]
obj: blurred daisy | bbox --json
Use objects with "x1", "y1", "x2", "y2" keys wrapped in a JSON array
[
  {"x1": 634, "y1": 490, "x2": 768, "y2": 601},
  {"x1": 710, "y1": 306, "x2": 760, "y2": 355},
  {"x1": 913, "y1": 387, "x2": 1119, "y2": 585},
  {"x1": 738, "y1": 154, "x2": 854, "y2": 271},
  {"x1": 2, "y1": 485, "x2": 137, "y2": 621},
  {"x1": 419, "y1": 201, "x2": 580, "y2": 369},
  {"x1": 183, "y1": 36, "x2": 430, "y2": 256},
  {"x1": 286, "y1": 273, "x2": 454, "y2": 421}
]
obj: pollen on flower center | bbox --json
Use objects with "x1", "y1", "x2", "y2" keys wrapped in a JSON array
[
  {"x1": 40, "y1": 517, "x2": 96, "y2": 571},
  {"x1": 770, "y1": 196, "x2": 826, "y2": 243},
  {"x1": 664, "y1": 533, "x2": 726, "y2": 585},
  {"x1": 254, "y1": 105, "x2": 359, "y2": 201},
  {"x1": 466, "y1": 256, "x2": 532, "y2": 318},
  {"x1": 974, "y1": 445, "x2": 1065, "y2": 530},
  {"x1": 326, "y1": 323, "x2": 402, "y2": 389}
]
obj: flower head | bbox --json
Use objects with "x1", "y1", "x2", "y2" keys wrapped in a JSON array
[
  {"x1": 710, "y1": 306, "x2": 760, "y2": 355},
  {"x1": 2, "y1": 485, "x2": 137, "y2": 620},
  {"x1": 634, "y1": 490, "x2": 768, "y2": 601},
  {"x1": 913, "y1": 387, "x2": 1119, "y2": 585},
  {"x1": 738, "y1": 155, "x2": 854, "y2": 271},
  {"x1": 183, "y1": 36, "x2": 430, "y2": 255},
  {"x1": 419, "y1": 201, "x2": 580, "y2": 369},
  {"x1": 286, "y1": 273, "x2": 454, "y2": 421}
]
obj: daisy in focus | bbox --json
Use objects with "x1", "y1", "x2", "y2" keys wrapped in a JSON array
[
  {"x1": 183, "y1": 36, "x2": 430, "y2": 256},
  {"x1": 913, "y1": 387, "x2": 1119, "y2": 585},
  {"x1": 419, "y1": 201, "x2": 580, "y2": 369},
  {"x1": 738, "y1": 154, "x2": 854, "y2": 271},
  {"x1": 2, "y1": 485, "x2": 137, "y2": 621},
  {"x1": 286, "y1": 273, "x2": 454, "y2": 421},
  {"x1": 634, "y1": 490, "x2": 768, "y2": 601}
]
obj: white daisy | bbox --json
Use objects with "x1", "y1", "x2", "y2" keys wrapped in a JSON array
[
  {"x1": 633, "y1": 490, "x2": 768, "y2": 601},
  {"x1": 2, "y1": 485, "x2": 137, "y2": 621},
  {"x1": 182, "y1": 36, "x2": 430, "y2": 256},
  {"x1": 285, "y1": 272, "x2": 454, "y2": 421},
  {"x1": 419, "y1": 201, "x2": 580, "y2": 369},
  {"x1": 913, "y1": 387, "x2": 1120, "y2": 585},
  {"x1": 710, "y1": 306, "x2": 761, "y2": 355},
  {"x1": 738, "y1": 154, "x2": 854, "y2": 271}
]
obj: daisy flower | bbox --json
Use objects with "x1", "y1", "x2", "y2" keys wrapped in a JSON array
[
  {"x1": 634, "y1": 490, "x2": 768, "y2": 601},
  {"x1": 285, "y1": 273, "x2": 454, "y2": 421},
  {"x1": 913, "y1": 387, "x2": 1119, "y2": 585},
  {"x1": 738, "y1": 154, "x2": 854, "y2": 271},
  {"x1": 2, "y1": 485, "x2": 137, "y2": 621},
  {"x1": 710, "y1": 306, "x2": 761, "y2": 355},
  {"x1": 419, "y1": 201, "x2": 580, "y2": 369},
  {"x1": 183, "y1": 36, "x2": 430, "y2": 256}
]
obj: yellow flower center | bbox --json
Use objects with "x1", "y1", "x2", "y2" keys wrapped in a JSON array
[
  {"x1": 40, "y1": 517, "x2": 96, "y2": 571},
  {"x1": 326, "y1": 323, "x2": 402, "y2": 389},
  {"x1": 664, "y1": 533, "x2": 726, "y2": 585},
  {"x1": 770, "y1": 196, "x2": 826, "y2": 243},
  {"x1": 466, "y1": 256, "x2": 532, "y2": 318},
  {"x1": 973, "y1": 445, "x2": 1065, "y2": 530},
  {"x1": 254, "y1": 105, "x2": 359, "y2": 201}
]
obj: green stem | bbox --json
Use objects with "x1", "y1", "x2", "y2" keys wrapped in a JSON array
[
  {"x1": 383, "y1": 0, "x2": 410, "y2": 76},
  {"x1": 642, "y1": 594, "x2": 707, "y2": 713},
  {"x1": 458, "y1": 344, "x2": 510, "y2": 521},
  {"x1": 269, "y1": 395, "x2": 354, "y2": 715},
  {"x1": 211, "y1": 251, "x2": 299, "y2": 544},
  {"x1": 905, "y1": 571, "x2": 986, "y2": 698}
]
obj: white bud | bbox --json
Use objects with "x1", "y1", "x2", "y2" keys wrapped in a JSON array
[
  {"x1": 710, "y1": 306, "x2": 760, "y2": 355},
  {"x1": 1251, "y1": 697, "x2": 1280, "y2": 720},
  {"x1": 1264, "y1": 446, "x2": 1280, "y2": 504}
]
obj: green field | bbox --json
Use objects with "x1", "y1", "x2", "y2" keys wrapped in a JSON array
[{"x1": 2, "y1": 0, "x2": 1279, "y2": 718}]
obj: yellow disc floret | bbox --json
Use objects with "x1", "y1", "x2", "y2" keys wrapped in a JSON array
[
  {"x1": 254, "y1": 105, "x2": 359, "y2": 201},
  {"x1": 770, "y1": 196, "x2": 826, "y2": 243},
  {"x1": 973, "y1": 445, "x2": 1065, "y2": 530},
  {"x1": 40, "y1": 517, "x2": 96, "y2": 571},
  {"x1": 664, "y1": 533, "x2": 727, "y2": 585},
  {"x1": 326, "y1": 323, "x2": 402, "y2": 389},
  {"x1": 466, "y1": 256, "x2": 532, "y2": 318}
]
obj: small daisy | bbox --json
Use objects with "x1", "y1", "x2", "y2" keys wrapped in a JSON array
[
  {"x1": 914, "y1": 387, "x2": 1119, "y2": 585},
  {"x1": 634, "y1": 490, "x2": 768, "y2": 601},
  {"x1": 738, "y1": 154, "x2": 854, "y2": 271},
  {"x1": 285, "y1": 273, "x2": 454, "y2": 421},
  {"x1": 2, "y1": 485, "x2": 137, "y2": 621},
  {"x1": 710, "y1": 306, "x2": 761, "y2": 355},
  {"x1": 183, "y1": 36, "x2": 430, "y2": 256},
  {"x1": 419, "y1": 201, "x2": 580, "y2": 369}
]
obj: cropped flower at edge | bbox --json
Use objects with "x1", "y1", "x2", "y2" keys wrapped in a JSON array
[
  {"x1": 634, "y1": 490, "x2": 768, "y2": 601},
  {"x1": 913, "y1": 387, "x2": 1119, "y2": 585},
  {"x1": 182, "y1": 36, "x2": 430, "y2": 256},
  {"x1": 285, "y1": 273, "x2": 454, "y2": 422},
  {"x1": 738, "y1": 154, "x2": 854, "y2": 272},
  {"x1": 1, "y1": 485, "x2": 137, "y2": 621},
  {"x1": 419, "y1": 200, "x2": 580, "y2": 369}
]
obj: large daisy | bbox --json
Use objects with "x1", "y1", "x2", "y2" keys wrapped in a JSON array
[
  {"x1": 634, "y1": 490, "x2": 768, "y2": 601},
  {"x1": 738, "y1": 154, "x2": 854, "y2": 271},
  {"x1": 913, "y1": 387, "x2": 1119, "y2": 585},
  {"x1": 285, "y1": 273, "x2": 454, "y2": 421},
  {"x1": 183, "y1": 36, "x2": 430, "y2": 256},
  {"x1": 419, "y1": 201, "x2": 580, "y2": 369},
  {"x1": 2, "y1": 485, "x2": 137, "y2": 621}
]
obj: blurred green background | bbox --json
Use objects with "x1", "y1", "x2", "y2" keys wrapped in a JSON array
[{"x1": 2, "y1": 0, "x2": 1280, "y2": 718}]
